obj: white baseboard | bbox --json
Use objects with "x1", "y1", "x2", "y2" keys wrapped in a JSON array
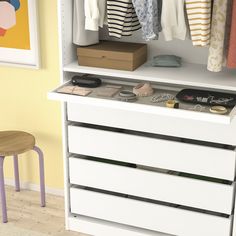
[{"x1": 5, "y1": 178, "x2": 64, "y2": 197}]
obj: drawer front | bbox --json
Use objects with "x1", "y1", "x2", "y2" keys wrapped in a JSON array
[
  {"x1": 70, "y1": 188, "x2": 232, "y2": 236},
  {"x1": 69, "y1": 158, "x2": 234, "y2": 214},
  {"x1": 67, "y1": 102, "x2": 236, "y2": 146},
  {"x1": 68, "y1": 126, "x2": 236, "y2": 181},
  {"x1": 68, "y1": 215, "x2": 170, "y2": 236}
]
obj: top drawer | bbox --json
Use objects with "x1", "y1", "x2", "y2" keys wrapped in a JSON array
[{"x1": 48, "y1": 82, "x2": 236, "y2": 145}]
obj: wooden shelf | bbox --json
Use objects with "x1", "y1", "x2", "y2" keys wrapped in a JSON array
[{"x1": 64, "y1": 61, "x2": 236, "y2": 92}]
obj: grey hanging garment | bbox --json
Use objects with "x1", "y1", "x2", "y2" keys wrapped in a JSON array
[
  {"x1": 73, "y1": 0, "x2": 99, "y2": 46},
  {"x1": 132, "y1": 0, "x2": 162, "y2": 41}
]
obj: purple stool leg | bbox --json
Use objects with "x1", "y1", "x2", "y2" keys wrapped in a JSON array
[
  {"x1": 0, "y1": 156, "x2": 7, "y2": 223},
  {"x1": 13, "y1": 155, "x2": 20, "y2": 192},
  {"x1": 33, "y1": 146, "x2": 46, "y2": 207}
]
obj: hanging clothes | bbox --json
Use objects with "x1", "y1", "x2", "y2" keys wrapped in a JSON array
[
  {"x1": 73, "y1": 0, "x2": 99, "y2": 46},
  {"x1": 207, "y1": 0, "x2": 227, "y2": 72},
  {"x1": 107, "y1": 0, "x2": 141, "y2": 38},
  {"x1": 185, "y1": 0, "x2": 212, "y2": 47},
  {"x1": 227, "y1": 0, "x2": 236, "y2": 68},
  {"x1": 223, "y1": 0, "x2": 233, "y2": 67},
  {"x1": 84, "y1": 0, "x2": 107, "y2": 31},
  {"x1": 161, "y1": 0, "x2": 187, "y2": 41},
  {"x1": 132, "y1": 0, "x2": 162, "y2": 41}
]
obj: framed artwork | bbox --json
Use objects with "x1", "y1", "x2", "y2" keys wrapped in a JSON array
[{"x1": 0, "y1": 0, "x2": 40, "y2": 68}]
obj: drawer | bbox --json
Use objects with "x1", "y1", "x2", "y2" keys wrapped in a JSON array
[
  {"x1": 70, "y1": 188, "x2": 232, "y2": 236},
  {"x1": 68, "y1": 126, "x2": 236, "y2": 181},
  {"x1": 69, "y1": 157, "x2": 234, "y2": 214},
  {"x1": 66, "y1": 102, "x2": 236, "y2": 146},
  {"x1": 49, "y1": 84, "x2": 236, "y2": 145}
]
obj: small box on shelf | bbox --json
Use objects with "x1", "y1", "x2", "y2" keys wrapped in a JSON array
[{"x1": 77, "y1": 40, "x2": 147, "y2": 71}]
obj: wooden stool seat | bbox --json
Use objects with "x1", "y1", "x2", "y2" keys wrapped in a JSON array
[{"x1": 0, "y1": 131, "x2": 35, "y2": 156}]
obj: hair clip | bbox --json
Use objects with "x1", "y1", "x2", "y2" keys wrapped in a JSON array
[{"x1": 133, "y1": 83, "x2": 154, "y2": 97}]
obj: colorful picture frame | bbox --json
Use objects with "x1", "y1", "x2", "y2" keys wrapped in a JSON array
[{"x1": 0, "y1": 0, "x2": 40, "y2": 69}]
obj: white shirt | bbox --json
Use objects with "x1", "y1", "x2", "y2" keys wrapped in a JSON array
[
  {"x1": 85, "y1": 0, "x2": 107, "y2": 31},
  {"x1": 161, "y1": 0, "x2": 187, "y2": 41},
  {"x1": 73, "y1": 0, "x2": 99, "y2": 46}
]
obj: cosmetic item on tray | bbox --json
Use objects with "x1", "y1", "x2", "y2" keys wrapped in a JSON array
[
  {"x1": 176, "y1": 89, "x2": 236, "y2": 107},
  {"x1": 71, "y1": 75, "x2": 102, "y2": 88}
]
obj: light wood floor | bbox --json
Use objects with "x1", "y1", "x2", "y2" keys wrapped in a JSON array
[{"x1": 0, "y1": 186, "x2": 86, "y2": 236}]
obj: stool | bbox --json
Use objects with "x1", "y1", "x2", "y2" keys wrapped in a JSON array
[{"x1": 0, "y1": 131, "x2": 46, "y2": 223}]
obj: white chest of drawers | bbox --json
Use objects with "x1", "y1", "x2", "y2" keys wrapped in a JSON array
[
  {"x1": 49, "y1": 80, "x2": 236, "y2": 236},
  {"x1": 50, "y1": 1, "x2": 236, "y2": 235}
]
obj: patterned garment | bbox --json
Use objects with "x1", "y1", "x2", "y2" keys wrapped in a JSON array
[
  {"x1": 132, "y1": 0, "x2": 162, "y2": 41},
  {"x1": 207, "y1": 0, "x2": 227, "y2": 72},
  {"x1": 185, "y1": 0, "x2": 212, "y2": 47},
  {"x1": 227, "y1": 0, "x2": 236, "y2": 68},
  {"x1": 107, "y1": 0, "x2": 141, "y2": 38}
]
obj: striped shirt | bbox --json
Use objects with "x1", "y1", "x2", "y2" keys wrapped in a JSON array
[
  {"x1": 185, "y1": 0, "x2": 212, "y2": 46},
  {"x1": 107, "y1": 0, "x2": 141, "y2": 38}
]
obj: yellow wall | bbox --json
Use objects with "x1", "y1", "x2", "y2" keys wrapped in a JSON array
[{"x1": 0, "y1": 0, "x2": 64, "y2": 189}]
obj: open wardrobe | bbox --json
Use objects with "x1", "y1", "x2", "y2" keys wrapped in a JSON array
[{"x1": 49, "y1": 0, "x2": 236, "y2": 236}]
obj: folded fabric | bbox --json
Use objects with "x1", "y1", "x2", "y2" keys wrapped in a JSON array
[
  {"x1": 227, "y1": 0, "x2": 236, "y2": 68},
  {"x1": 132, "y1": 0, "x2": 162, "y2": 41},
  {"x1": 161, "y1": 0, "x2": 186, "y2": 41},
  {"x1": 73, "y1": 0, "x2": 99, "y2": 46},
  {"x1": 107, "y1": 0, "x2": 141, "y2": 38},
  {"x1": 185, "y1": 0, "x2": 212, "y2": 46},
  {"x1": 152, "y1": 55, "x2": 182, "y2": 67}
]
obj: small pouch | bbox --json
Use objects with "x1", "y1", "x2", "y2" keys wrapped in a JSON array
[
  {"x1": 152, "y1": 55, "x2": 182, "y2": 67},
  {"x1": 71, "y1": 75, "x2": 102, "y2": 88}
]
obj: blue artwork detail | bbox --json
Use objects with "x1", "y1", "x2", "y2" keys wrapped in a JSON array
[{"x1": 9, "y1": 0, "x2": 20, "y2": 11}]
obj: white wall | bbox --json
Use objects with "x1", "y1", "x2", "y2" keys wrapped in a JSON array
[{"x1": 101, "y1": 27, "x2": 208, "y2": 65}]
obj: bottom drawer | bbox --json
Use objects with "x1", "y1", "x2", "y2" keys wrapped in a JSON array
[{"x1": 70, "y1": 188, "x2": 232, "y2": 236}]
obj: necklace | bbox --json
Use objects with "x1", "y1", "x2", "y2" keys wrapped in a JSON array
[{"x1": 151, "y1": 94, "x2": 175, "y2": 103}]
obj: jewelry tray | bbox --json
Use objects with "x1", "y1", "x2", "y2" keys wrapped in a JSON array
[{"x1": 176, "y1": 89, "x2": 236, "y2": 107}]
